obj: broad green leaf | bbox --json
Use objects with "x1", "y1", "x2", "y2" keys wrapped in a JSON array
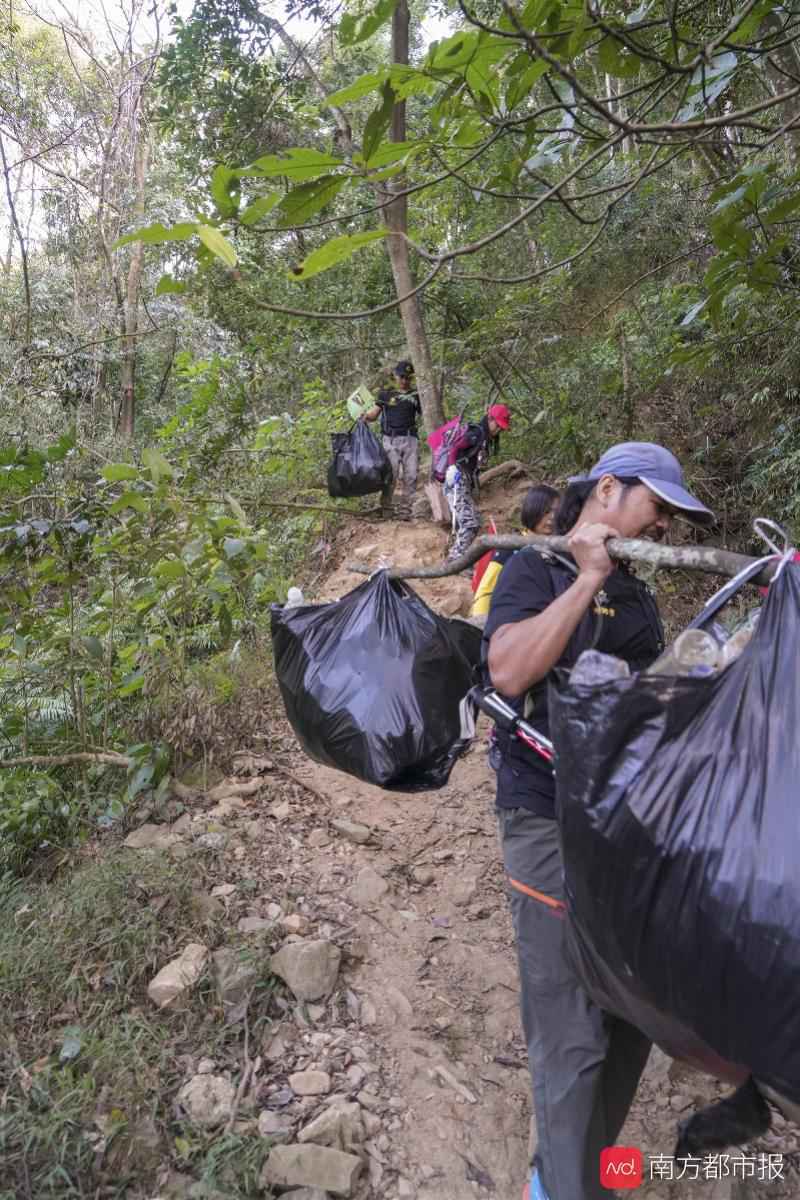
[
  {"x1": 289, "y1": 229, "x2": 388, "y2": 282},
  {"x1": 598, "y1": 34, "x2": 641, "y2": 79},
  {"x1": 428, "y1": 31, "x2": 480, "y2": 72},
  {"x1": 110, "y1": 492, "x2": 148, "y2": 515},
  {"x1": 154, "y1": 559, "x2": 186, "y2": 581},
  {"x1": 389, "y1": 68, "x2": 438, "y2": 101},
  {"x1": 155, "y1": 274, "x2": 187, "y2": 296},
  {"x1": 223, "y1": 537, "x2": 246, "y2": 558},
  {"x1": 142, "y1": 447, "x2": 174, "y2": 483},
  {"x1": 239, "y1": 193, "x2": 281, "y2": 226},
  {"x1": 765, "y1": 193, "x2": 800, "y2": 224},
  {"x1": 81, "y1": 636, "x2": 104, "y2": 660},
  {"x1": 363, "y1": 84, "x2": 395, "y2": 162},
  {"x1": 102, "y1": 464, "x2": 139, "y2": 482},
  {"x1": 358, "y1": 141, "x2": 416, "y2": 168},
  {"x1": 327, "y1": 72, "x2": 386, "y2": 106},
  {"x1": 247, "y1": 148, "x2": 344, "y2": 181},
  {"x1": 506, "y1": 59, "x2": 549, "y2": 111},
  {"x1": 340, "y1": 0, "x2": 397, "y2": 46},
  {"x1": 211, "y1": 164, "x2": 240, "y2": 219},
  {"x1": 277, "y1": 176, "x2": 347, "y2": 227},
  {"x1": 113, "y1": 222, "x2": 197, "y2": 251},
  {"x1": 119, "y1": 670, "x2": 145, "y2": 697},
  {"x1": 197, "y1": 225, "x2": 237, "y2": 267},
  {"x1": 218, "y1": 603, "x2": 233, "y2": 642}
]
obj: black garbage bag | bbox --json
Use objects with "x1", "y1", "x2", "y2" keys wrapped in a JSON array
[
  {"x1": 270, "y1": 571, "x2": 481, "y2": 791},
  {"x1": 327, "y1": 421, "x2": 392, "y2": 499},
  {"x1": 549, "y1": 563, "x2": 800, "y2": 1102}
]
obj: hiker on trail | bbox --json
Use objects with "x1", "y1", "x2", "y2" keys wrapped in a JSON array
[
  {"x1": 470, "y1": 484, "x2": 561, "y2": 621},
  {"x1": 483, "y1": 443, "x2": 714, "y2": 1200},
  {"x1": 362, "y1": 359, "x2": 421, "y2": 520},
  {"x1": 444, "y1": 404, "x2": 511, "y2": 561}
]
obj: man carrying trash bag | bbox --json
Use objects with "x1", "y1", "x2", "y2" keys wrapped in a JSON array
[
  {"x1": 362, "y1": 360, "x2": 421, "y2": 520},
  {"x1": 483, "y1": 443, "x2": 714, "y2": 1200}
]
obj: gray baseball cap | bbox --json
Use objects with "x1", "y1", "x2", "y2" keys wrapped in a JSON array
[{"x1": 574, "y1": 442, "x2": 715, "y2": 525}]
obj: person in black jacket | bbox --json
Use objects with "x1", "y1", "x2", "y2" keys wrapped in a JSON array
[
  {"x1": 363, "y1": 360, "x2": 421, "y2": 520},
  {"x1": 485, "y1": 442, "x2": 715, "y2": 1200}
]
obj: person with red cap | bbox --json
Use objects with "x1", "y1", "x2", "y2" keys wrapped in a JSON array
[{"x1": 444, "y1": 403, "x2": 511, "y2": 561}]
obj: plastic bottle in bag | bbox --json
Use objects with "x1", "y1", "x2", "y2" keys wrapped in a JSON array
[
  {"x1": 570, "y1": 650, "x2": 631, "y2": 686},
  {"x1": 645, "y1": 629, "x2": 721, "y2": 677}
]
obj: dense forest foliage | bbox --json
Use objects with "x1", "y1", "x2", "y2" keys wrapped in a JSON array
[{"x1": 3, "y1": 0, "x2": 800, "y2": 874}]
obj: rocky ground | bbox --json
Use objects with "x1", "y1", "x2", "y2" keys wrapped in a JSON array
[{"x1": 121, "y1": 478, "x2": 799, "y2": 1200}]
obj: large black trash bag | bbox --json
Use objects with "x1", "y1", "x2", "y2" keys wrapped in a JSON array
[
  {"x1": 327, "y1": 421, "x2": 392, "y2": 499},
  {"x1": 549, "y1": 563, "x2": 800, "y2": 1101},
  {"x1": 271, "y1": 571, "x2": 481, "y2": 791}
]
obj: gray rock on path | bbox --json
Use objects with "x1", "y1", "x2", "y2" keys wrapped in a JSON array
[
  {"x1": 270, "y1": 939, "x2": 342, "y2": 1002},
  {"x1": 177, "y1": 1073, "x2": 235, "y2": 1128},
  {"x1": 349, "y1": 866, "x2": 389, "y2": 907},
  {"x1": 238, "y1": 916, "x2": 271, "y2": 933},
  {"x1": 211, "y1": 947, "x2": 258, "y2": 1012},
  {"x1": 331, "y1": 819, "x2": 372, "y2": 846},
  {"x1": 384, "y1": 985, "x2": 413, "y2": 1024},
  {"x1": 258, "y1": 1109, "x2": 294, "y2": 1141},
  {"x1": 298, "y1": 1101, "x2": 365, "y2": 1153},
  {"x1": 289, "y1": 1070, "x2": 331, "y2": 1096},
  {"x1": 147, "y1": 943, "x2": 208, "y2": 1008},
  {"x1": 261, "y1": 1144, "x2": 362, "y2": 1198}
]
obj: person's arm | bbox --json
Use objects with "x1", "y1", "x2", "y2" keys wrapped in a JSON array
[
  {"x1": 488, "y1": 524, "x2": 616, "y2": 696},
  {"x1": 363, "y1": 404, "x2": 381, "y2": 422}
]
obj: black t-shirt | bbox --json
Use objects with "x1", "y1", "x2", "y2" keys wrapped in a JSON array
[
  {"x1": 482, "y1": 547, "x2": 664, "y2": 819},
  {"x1": 377, "y1": 388, "x2": 421, "y2": 436}
]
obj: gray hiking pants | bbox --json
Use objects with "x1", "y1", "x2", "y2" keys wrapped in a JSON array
[
  {"x1": 381, "y1": 434, "x2": 419, "y2": 514},
  {"x1": 499, "y1": 808, "x2": 651, "y2": 1200}
]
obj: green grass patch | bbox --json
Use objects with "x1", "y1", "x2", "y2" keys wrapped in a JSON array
[{"x1": 0, "y1": 851, "x2": 277, "y2": 1198}]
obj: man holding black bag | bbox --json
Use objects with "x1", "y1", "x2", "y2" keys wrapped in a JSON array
[
  {"x1": 484, "y1": 443, "x2": 714, "y2": 1200},
  {"x1": 363, "y1": 360, "x2": 421, "y2": 520}
]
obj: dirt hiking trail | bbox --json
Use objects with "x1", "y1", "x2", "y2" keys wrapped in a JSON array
[{"x1": 149, "y1": 472, "x2": 798, "y2": 1200}]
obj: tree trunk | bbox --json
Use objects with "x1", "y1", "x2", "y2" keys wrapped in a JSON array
[
  {"x1": 0, "y1": 133, "x2": 32, "y2": 344},
  {"x1": 385, "y1": 0, "x2": 444, "y2": 434},
  {"x1": 119, "y1": 134, "x2": 149, "y2": 439}
]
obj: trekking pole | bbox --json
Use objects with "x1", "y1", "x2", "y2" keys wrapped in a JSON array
[{"x1": 468, "y1": 686, "x2": 555, "y2": 767}]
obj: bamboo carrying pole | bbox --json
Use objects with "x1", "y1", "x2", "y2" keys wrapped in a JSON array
[{"x1": 347, "y1": 533, "x2": 782, "y2": 587}]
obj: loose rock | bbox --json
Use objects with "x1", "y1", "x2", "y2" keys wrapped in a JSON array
[
  {"x1": 177, "y1": 1074, "x2": 235, "y2": 1128},
  {"x1": 238, "y1": 916, "x2": 271, "y2": 933},
  {"x1": 271, "y1": 940, "x2": 342, "y2": 1002},
  {"x1": 261, "y1": 1144, "x2": 362, "y2": 1198},
  {"x1": 298, "y1": 1101, "x2": 365, "y2": 1152},
  {"x1": 331, "y1": 819, "x2": 372, "y2": 846},
  {"x1": 211, "y1": 947, "x2": 258, "y2": 1011},
  {"x1": 147, "y1": 943, "x2": 208, "y2": 1009},
  {"x1": 411, "y1": 866, "x2": 435, "y2": 886},
  {"x1": 258, "y1": 1109, "x2": 294, "y2": 1141},
  {"x1": 349, "y1": 867, "x2": 389, "y2": 907},
  {"x1": 197, "y1": 831, "x2": 228, "y2": 851},
  {"x1": 289, "y1": 1070, "x2": 331, "y2": 1097},
  {"x1": 384, "y1": 986, "x2": 413, "y2": 1024}
]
